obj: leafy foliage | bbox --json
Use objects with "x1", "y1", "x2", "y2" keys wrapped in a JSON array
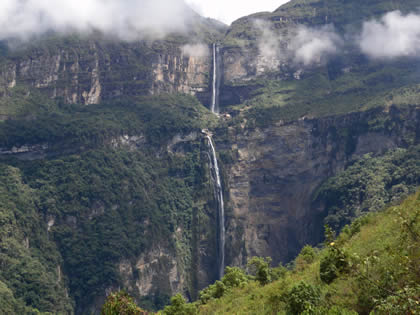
[
  {"x1": 247, "y1": 257, "x2": 272, "y2": 285},
  {"x1": 374, "y1": 285, "x2": 420, "y2": 314},
  {"x1": 162, "y1": 294, "x2": 197, "y2": 315},
  {"x1": 0, "y1": 94, "x2": 214, "y2": 149},
  {"x1": 295, "y1": 245, "x2": 317, "y2": 271},
  {"x1": 0, "y1": 165, "x2": 73, "y2": 313},
  {"x1": 314, "y1": 146, "x2": 420, "y2": 231},
  {"x1": 319, "y1": 244, "x2": 349, "y2": 284},
  {"x1": 0, "y1": 96, "x2": 211, "y2": 312},
  {"x1": 286, "y1": 281, "x2": 321, "y2": 315},
  {"x1": 199, "y1": 267, "x2": 248, "y2": 304},
  {"x1": 166, "y1": 193, "x2": 420, "y2": 315},
  {"x1": 237, "y1": 59, "x2": 420, "y2": 127},
  {"x1": 102, "y1": 291, "x2": 149, "y2": 315},
  {"x1": 16, "y1": 147, "x2": 207, "y2": 311},
  {"x1": 0, "y1": 87, "x2": 217, "y2": 313}
]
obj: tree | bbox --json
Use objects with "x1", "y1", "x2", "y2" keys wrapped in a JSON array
[
  {"x1": 162, "y1": 294, "x2": 196, "y2": 315},
  {"x1": 247, "y1": 257, "x2": 272, "y2": 285},
  {"x1": 101, "y1": 291, "x2": 148, "y2": 315},
  {"x1": 286, "y1": 281, "x2": 321, "y2": 314}
]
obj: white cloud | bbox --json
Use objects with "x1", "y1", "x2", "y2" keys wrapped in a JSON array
[
  {"x1": 290, "y1": 25, "x2": 342, "y2": 65},
  {"x1": 254, "y1": 20, "x2": 281, "y2": 60},
  {"x1": 253, "y1": 20, "x2": 341, "y2": 67},
  {"x1": 0, "y1": 0, "x2": 193, "y2": 41},
  {"x1": 181, "y1": 43, "x2": 210, "y2": 57},
  {"x1": 359, "y1": 10, "x2": 420, "y2": 59},
  {"x1": 0, "y1": 0, "x2": 291, "y2": 42}
]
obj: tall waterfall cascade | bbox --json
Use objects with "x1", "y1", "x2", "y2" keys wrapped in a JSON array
[
  {"x1": 210, "y1": 43, "x2": 221, "y2": 114},
  {"x1": 206, "y1": 135, "x2": 225, "y2": 279},
  {"x1": 207, "y1": 42, "x2": 225, "y2": 279}
]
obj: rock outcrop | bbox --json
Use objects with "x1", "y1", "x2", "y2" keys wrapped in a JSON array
[
  {"x1": 222, "y1": 106, "x2": 420, "y2": 265},
  {"x1": 0, "y1": 40, "x2": 212, "y2": 106}
]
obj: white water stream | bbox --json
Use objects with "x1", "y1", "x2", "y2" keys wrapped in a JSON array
[
  {"x1": 206, "y1": 134, "x2": 225, "y2": 278},
  {"x1": 207, "y1": 43, "x2": 225, "y2": 278}
]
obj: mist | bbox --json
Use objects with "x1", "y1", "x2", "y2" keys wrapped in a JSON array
[
  {"x1": 254, "y1": 10, "x2": 420, "y2": 66},
  {"x1": 359, "y1": 11, "x2": 420, "y2": 59},
  {"x1": 181, "y1": 43, "x2": 210, "y2": 57},
  {"x1": 254, "y1": 20, "x2": 341, "y2": 66},
  {"x1": 290, "y1": 25, "x2": 342, "y2": 65},
  {"x1": 0, "y1": 0, "x2": 194, "y2": 41},
  {"x1": 254, "y1": 20, "x2": 282, "y2": 62}
]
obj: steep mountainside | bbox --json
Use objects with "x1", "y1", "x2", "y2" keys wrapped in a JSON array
[
  {"x1": 0, "y1": 0, "x2": 420, "y2": 313},
  {"x1": 162, "y1": 192, "x2": 420, "y2": 314},
  {"x1": 215, "y1": 0, "x2": 420, "y2": 268},
  {"x1": 221, "y1": 106, "x2": 420, "y2": 265}
]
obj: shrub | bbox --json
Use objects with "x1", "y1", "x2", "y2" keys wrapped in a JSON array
[
  {"x1": 320, "y1": 227, "x2": 349, "y2": 284},
  {"x1": 198, "y1": 281, "x2": 226, "y2": 304},
  {"x1": 199, "y1": 268, "x2": 249, "y2": 305},
  {"x1": 299, "y1": 245, "x2": 316, "y2": 264},
  {"x1": 296, "y1": 245, "x2": 317, "y2": 271},
  {"x1": 286, "y1": 281, "x2": 321, "y2": 314},
  {"x1": 101, "y1": 291, "x2": 148, "y2": 315},
  {"x1": 304, "y1": 306, "x2": 358, "y2": 314},
  {"x1": 247, "y1": 257, "x2": 272, "y2": 285},
  {"x1": 162, "y1": 294, "x2": 196, "y2": 315},
  {"x1": 320, "y1": 244, "x2": 349, "y2": 284},
  {"x1": 374, "y1": 285, "x2": 420, "y2": 315},
  {"x1": 222, "y1": 266, "x2": 249, "y2": 288},
  {"x1": 271, "y1": 265, "x2": 287, "y2": 282}
]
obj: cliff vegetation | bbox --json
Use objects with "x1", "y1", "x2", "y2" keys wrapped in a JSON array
[{"x1": 157, "y1": 192, "x2": 420, "y2": 314}]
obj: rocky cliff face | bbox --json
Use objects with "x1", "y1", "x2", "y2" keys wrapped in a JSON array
[
  {"x1": 151, "y1": 52, "x2": 211, "y2": 104},
  {"x1": 111, "y1": 134, "x2": 220, "y2": 306},
  {"x1": 1, "y1": 1, "x2": 420, "y2": 312},
  {"x1": 0, "y1": 130, "x2": 221, "y2": 312},
  {"x1": 0, "y1": 39, "x2": 212, "y2": 106},
  {"x1": 221, "y1": 106, "x2": 420, "y2": 266}
]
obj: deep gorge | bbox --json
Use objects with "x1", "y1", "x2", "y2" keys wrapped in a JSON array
[{"x1": 1, "y1": 0, "x2": 420, "y2": 313}]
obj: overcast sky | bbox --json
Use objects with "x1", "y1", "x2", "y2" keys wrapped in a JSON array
[{"x1": 186, "y1": 0, "x2": 290, "y2": 24}]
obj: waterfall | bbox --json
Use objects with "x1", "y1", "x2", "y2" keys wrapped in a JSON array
[
  {"x1": 206, "y1": 134, "x2": 225, "y2": 279},
  {"x1": 210, "y1": 43, "x2": 220, "y2": 114},
  {"x1": 207, "y1": 42, "x2": 225, "y2": 278}
]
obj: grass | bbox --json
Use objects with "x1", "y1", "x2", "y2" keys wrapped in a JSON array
[
  {"x1": 224, "y1": 58, "x2": 420, "y2": 127},
  {"x1": 159, "y1": 192, "x2": 420, "y2": 314}
]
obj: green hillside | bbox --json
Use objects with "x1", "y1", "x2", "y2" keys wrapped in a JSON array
[
  {"x1": 160, "y1": 192, "x2": 420, "y2": 314},
  {"x1": 0, "y1": 95, "x2": 217, "y2": 313},
  {"x1": 1, "y1": 0, "x2": 420, "y2": 313},
  {"x1": 221, "y1": 0, "x2": 420, "y2": 125}
]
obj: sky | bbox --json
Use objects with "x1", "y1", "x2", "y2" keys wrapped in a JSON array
[
  {"x1": 0, "y1": 0, "x2": 418, "y2": 61},
  {"x1": 0, "y1": 0, "x2": 289, "y2": 41},
  {"x1": 185, "y1": 0, "x2": 290, "y2": 24}
]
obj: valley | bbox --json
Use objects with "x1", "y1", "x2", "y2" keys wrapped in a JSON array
[{"x1": 0, "y1": 0, "x2": 419, "y2": 314}]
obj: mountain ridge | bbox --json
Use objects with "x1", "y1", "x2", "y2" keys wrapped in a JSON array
[{"x1": 0, "y1": 0, "x2": 419, "y2": 313}]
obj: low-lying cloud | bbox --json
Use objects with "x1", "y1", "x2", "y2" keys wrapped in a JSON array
[
  {"x1": 254, "y1": 20, "x2": 281, "y2": 61},
  {"x1": 254, "y1": 10, "x2": 420, "y2": 66},
  {"x1": 254, "y1": 20, "x2": 341, "y2": 66},
  {"x1": 359, "y1": 10, "x2": 420, "y2": 59},
  {"x1": 0, "y1": 0, "x2": 193, "y2": 41},
  {"x1": 181, "y1": 43, "x2": 210, "y2": 57},
  {"x1": 290, "y1": 25, "x2": 342, "y2": 65}
]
